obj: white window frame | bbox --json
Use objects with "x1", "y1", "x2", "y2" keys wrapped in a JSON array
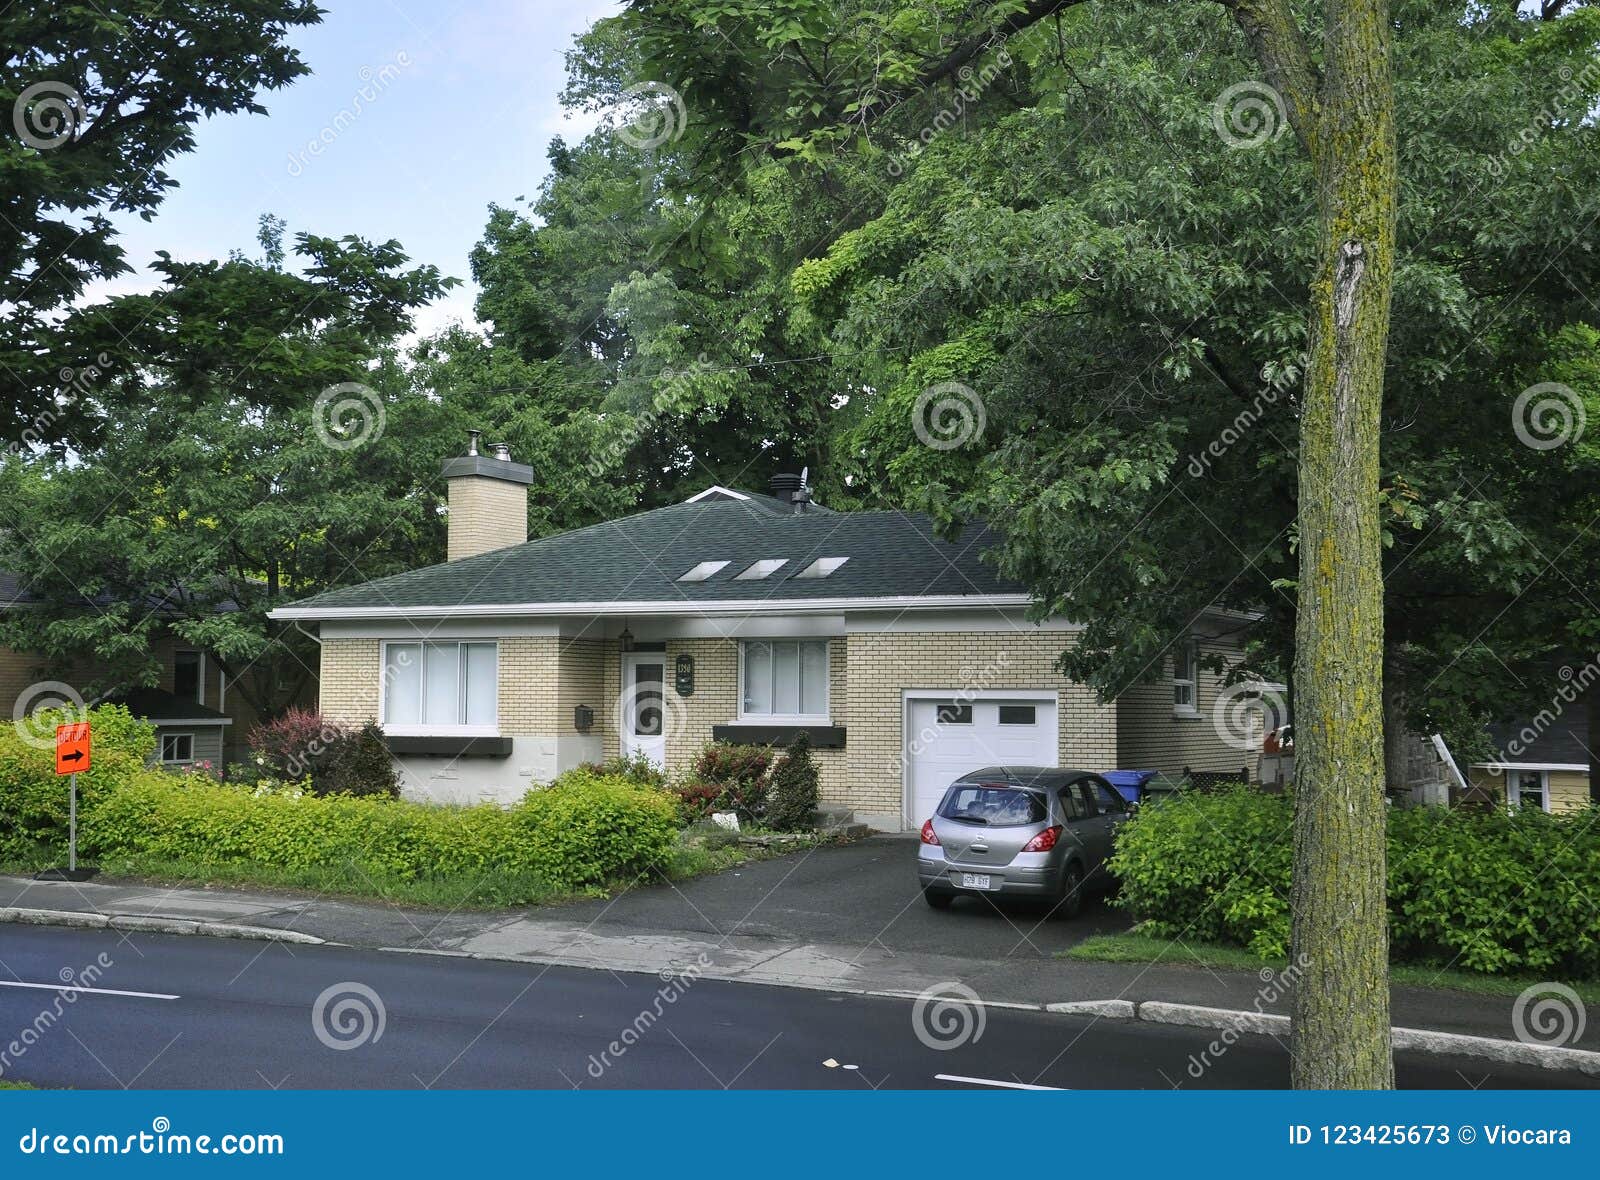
[
  {"x1": 737, "y1": 639, "x2": 830, "y2": 723},
  {"x1": 1505, "y1": 769, "x2": 1551, "y2": 813},
  {"x1": 379, "y1": 639, "x2": 500, "y2": 736},
  {"x1": 160, "y1": 732, "x2": 195, "y2": 764},
  {"x1": 1173, "y1": 641, "x2": 1199, "y2": 716}
]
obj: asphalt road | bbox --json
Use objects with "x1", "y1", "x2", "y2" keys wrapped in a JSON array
[{"x1": 0, "y1": 927, "x2": 1591, "y2": 1090}]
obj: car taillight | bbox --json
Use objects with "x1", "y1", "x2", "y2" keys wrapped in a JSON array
[
  {"x1": 1021, "y1": 825, "x2": 1062, "y2": 853},
  {"x1": 920, "y1": 819, "x2": 940, "y2": 846}
]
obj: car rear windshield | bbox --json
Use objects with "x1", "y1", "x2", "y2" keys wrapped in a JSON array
[{"x1": 937, "y1": 784, "x2": 1048, "y2": 826}]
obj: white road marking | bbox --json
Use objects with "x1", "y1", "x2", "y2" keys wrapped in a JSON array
[
  {"x1": 0, "y1": 980, "x2": 179, "y2": 1000},
  {"x1": 935, "y1": 1073, "x2": 1065, "y2": 1091}
]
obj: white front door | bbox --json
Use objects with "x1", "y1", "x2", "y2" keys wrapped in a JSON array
[
  {"x1": 620, "y1": 654, "x2": 667, "y2": 769},
  {"x1": 905, "y1": 695, "x2": 1059, "y2": 827}
]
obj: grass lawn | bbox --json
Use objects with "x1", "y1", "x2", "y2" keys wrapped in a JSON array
[
  {"x1": 1062, "y1": 931, "x2": 1600, "y2": 1004},
  {"x1": 1, "y1": 833, "x2": 818, "y2": 911},
  {"x1": 0, "y1": 1081, "x2": 37, "y2": 1090}
]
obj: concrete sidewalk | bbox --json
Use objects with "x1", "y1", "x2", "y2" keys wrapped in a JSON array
[{"x1": 2, "y1": 870, "x2": 1591, "y2": 1061}]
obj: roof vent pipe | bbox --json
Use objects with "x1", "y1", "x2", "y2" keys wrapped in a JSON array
[
  {"x1": 466, "y1": 429, "x2": 482, "y2": 457},
  {"x1": 769, "y1": 472, "x2": 802, "y2": 504},
  {"x1": 491, "y1": 442, "x2": 511, "y2": 461}
]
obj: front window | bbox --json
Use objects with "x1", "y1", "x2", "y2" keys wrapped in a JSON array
[
  {"x1": 160, "y1": 732, "x2": 195, "y2": 763},
  {"x1": 1506, "y1": 770, "x2": 1550, "y2": 813},
  {"x1": 938, "y1": 785, "x2": 1047, "y2": 827},
  {"x1": 740, "y1": 640, "x2": 828, "y2": 718},
  {"x1": 383, "y1": 641, "x2": 498, "y2": 730},
  {"x1": 1173, "y1": 641, "x2": 1197, "y2": 712}
]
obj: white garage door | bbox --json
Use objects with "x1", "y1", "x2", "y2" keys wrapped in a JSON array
[{"x1": 906, "y1": 695, "x2": 1059, "y2": 826}]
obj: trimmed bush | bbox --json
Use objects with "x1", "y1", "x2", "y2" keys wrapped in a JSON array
[
  {"x1": 671, "y1": 779, "x2": 723, "y2": 824},
  {"x1": 1110, "y1": 787, "x2": 1600, "y2": 975},
  {"x1": 247, "y1": 709, "x2": 398, "y2": 798},
  {"x1": 1109, "y1": 787, "x2": 1293, "y2": 959},
  {"x1": 80, "y1": 768, "x2": 677, "y2": 893},
  {"x1": 515, "y1": 770, "x2": 680, "y2": 889},
  {"x1": 0, "y1": 704, "x2": 161, "y2": 861},
  {"x1": 565, "y1": 752, "x2": 669, "y2": 790},
  {"x1": 767, "y1": 732, "x2": 820, "y2": 832},
  {"x1": 693, "y1": 743, "x2": 773, "y2": 822}
]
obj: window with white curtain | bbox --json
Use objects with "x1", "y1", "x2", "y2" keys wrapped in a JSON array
[
  {"x1": 382, "y1": 641, "x2": 498, "y2": 730},
  {"x1": 740, "y1": 640, "x2": 828, "y2": 719}
]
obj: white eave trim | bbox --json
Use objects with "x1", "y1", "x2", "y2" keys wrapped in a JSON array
[
  {"x1": 1469, "y1": 760, "x2": 1588, "y2": 772},
  {"x1": 269, "y1": 593, "x2": 1035, "y2": 622},
  {"x1": 684, "y1": 485, "x2": 750, "y2": 502}
]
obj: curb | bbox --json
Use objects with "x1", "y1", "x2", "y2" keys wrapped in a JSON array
[
  {"x1": 1088, "y1": 999, "x2": 1600, "y2": 1077},
  {"x1": 1, "y1": 907, "x2": 325, "y2": 946}
]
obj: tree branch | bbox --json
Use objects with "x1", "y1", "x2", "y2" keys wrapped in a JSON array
[{"x1": 1218, "y1": 0, "x2": 1323, "y2": 158}]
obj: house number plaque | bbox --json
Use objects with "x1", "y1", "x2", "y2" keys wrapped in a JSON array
[{"x1": 674, "y1": 654, "x2": 694, "y2": 697}]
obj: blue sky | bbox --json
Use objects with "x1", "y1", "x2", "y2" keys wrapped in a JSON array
[{"x1": 96, "y1": 0, "x2": 621, "y2": 336}]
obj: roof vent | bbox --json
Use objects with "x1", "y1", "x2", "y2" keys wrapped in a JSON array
[{"x1": 769, "y1": 473, "x2": 802, "y2": 501}]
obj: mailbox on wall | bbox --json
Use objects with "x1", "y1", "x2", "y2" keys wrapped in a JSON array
[
  {"x1": 573, "y1": 704, "x2": 595, "y2": 732},
  {"x1": 674, "y1": 654, "x2": 694, "y2": 697}
]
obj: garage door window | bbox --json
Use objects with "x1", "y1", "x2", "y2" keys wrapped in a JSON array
[
  {"x1": 935, "y1": 703, "x2": 972, "y2": 725},
  {"x1": 998, "y1": 705, "x2": 1036, "y2": 725},
  {"x1": 741, "y1": 640, "x2": 828, "y2": 720}
]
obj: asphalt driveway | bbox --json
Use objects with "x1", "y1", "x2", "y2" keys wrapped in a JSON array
[{"x1": 550, "y1": 835, "x2": 1131, "y2": 961}]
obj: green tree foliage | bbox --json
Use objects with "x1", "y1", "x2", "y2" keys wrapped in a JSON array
[
  {"x1": 0, "y1": 220, "x2": 456, "y2": 719},
  {"x1": 1, "y1": 1, "x2": 323, "y2": 444}
]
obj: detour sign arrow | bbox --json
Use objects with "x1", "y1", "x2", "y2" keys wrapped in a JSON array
[{"x1": 55, "y1": 722, "x2": 90, "y2": 776}]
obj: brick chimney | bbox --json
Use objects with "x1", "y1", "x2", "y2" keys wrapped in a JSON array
[{"x1": 441, "y1": 431, "x2": 534, "y2": 560}]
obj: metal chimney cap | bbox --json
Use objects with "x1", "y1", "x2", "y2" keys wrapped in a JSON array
[
  {"x1": 490, "y1": 442, "x2": 512, "y2": 461},
  {"x1": 466, "y1": 429, "x2": 482, "y2": 456}
]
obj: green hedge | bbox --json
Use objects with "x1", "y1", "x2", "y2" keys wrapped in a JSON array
[
  {"x1": 1110, "y1": 788, "x2": 1600, "y2": 976},
  {"x1": 80, "y1": 770, "x2": 679, "y2": 891}
]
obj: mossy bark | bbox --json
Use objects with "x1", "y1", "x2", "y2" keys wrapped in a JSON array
[{"x1": 1228, "y1": 0, "x2": 1398, "y2": 1088}]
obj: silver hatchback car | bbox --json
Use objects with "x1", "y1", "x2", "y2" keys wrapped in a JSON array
[{"x1": 916, "y1": 767, "x2": 1131, "y2": 917}]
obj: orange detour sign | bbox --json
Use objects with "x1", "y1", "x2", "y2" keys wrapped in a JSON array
[{"x1": 55, "y1": 722, "x2": 91, "y2": 775}]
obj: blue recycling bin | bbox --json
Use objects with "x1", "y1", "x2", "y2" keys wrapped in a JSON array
[{"x1": 1103, "y1": 769, "x2": 1159, "y2": 804}]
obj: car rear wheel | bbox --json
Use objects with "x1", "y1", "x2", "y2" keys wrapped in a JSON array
[
  {"x1": 1056, "y1": 863, "x2": 1084, "y2": 919},
  {"x1": 923, "y1": 888, "x2": 954, "y2": 910}
]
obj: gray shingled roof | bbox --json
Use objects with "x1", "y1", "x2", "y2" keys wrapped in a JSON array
[
  {"x1": 279, "y1": 493, "x2": 1024, "y2": 615},
  {"x1": 1484, "y1": 716, "x2": 1593, "y2": 767}
]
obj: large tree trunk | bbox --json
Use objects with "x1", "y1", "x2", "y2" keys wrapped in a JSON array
[{"x1": 1284, "y1": 0, "x2": 1398, "y2": 1089}]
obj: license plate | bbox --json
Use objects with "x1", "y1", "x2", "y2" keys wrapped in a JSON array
[{"x1": 960, "y1": 873, "x2": 992, "y2": 890}]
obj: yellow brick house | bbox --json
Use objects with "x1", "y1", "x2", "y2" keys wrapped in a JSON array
[{"x1": 271, "y1": 439, "x2": 1258, "y2": 830}]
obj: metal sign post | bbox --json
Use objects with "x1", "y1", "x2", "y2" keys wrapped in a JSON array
[{"x1": 48, "y1": 722, "x2": 91, "y2": 880}]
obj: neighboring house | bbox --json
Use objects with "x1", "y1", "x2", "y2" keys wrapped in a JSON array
[
  {"x1": 1463, "y1": 716, "x2": 1592, "y2": 815},
  {"x1": 271, "y1": 438, "x2": 1260, "y2": 831},
  {"x1": 1, "y1": 571, "x2": 262, "y2": 768}
]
